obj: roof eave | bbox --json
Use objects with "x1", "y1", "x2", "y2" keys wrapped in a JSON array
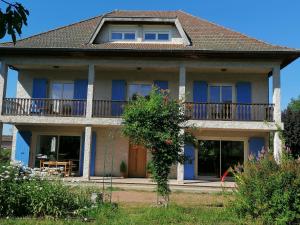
[{"x1": 0, "y1": 47, "x2": 299, "y2": 68}]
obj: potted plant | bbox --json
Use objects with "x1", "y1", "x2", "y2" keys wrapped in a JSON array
[
  {"x1": 146, "y1": 160, "x2": 154, "y2": 178},
  {"x1": 120, "y1": 160, "x2": 127, "y2": 178}
]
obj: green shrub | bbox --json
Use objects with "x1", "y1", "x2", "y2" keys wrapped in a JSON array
[
  {"x1": 120, "y1": 161, "x2": 127, "y2": 174},
  {"x1": 0, "y1": 163, "x2": 93, "y2": 218},
  {"x1": 232, "y1": 152, "x2": 300, "y2": 225}
]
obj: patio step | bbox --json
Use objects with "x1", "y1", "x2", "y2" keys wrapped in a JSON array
[{"x1": 63, "y1": 178, "x2": 235, "y2": 193}]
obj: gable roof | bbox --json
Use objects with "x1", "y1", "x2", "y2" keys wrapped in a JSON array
[{"x1": 0, "y1": 10, "x2": 299, "y2": 67}]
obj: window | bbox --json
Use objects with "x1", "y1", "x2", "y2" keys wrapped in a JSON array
[
  {"x1": 209, "y1": 85, "x2": 233, "y2": 103},
  {"x1": 111, "y1": 31, "x2": 136, "y2": 41},
  {"x1": 51, "y1": 82, "x2": 74, "y2": 99},
  {"x1": 144, "y1": 32, "x2": 170, "y2": 41},
  {"x1": 128, "y1": 84, "x2": 152, "y2": 100}
]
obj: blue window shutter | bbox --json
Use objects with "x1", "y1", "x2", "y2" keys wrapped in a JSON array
[
  {"x1": 236, "y1": 82, "x2": 252, "y2": 120},
  {"x1": 79, "y1": 132, "x2": 85, "y2": 176},
  {"x1": 15, "y1": 131, "x2": 32, "y2": 166},
  {"x1": 154, "y1": 80, "x2": 168, "y2": 91},
  {"x1": 74, "y1": 80, "x2": 88, "y2": 116},
  {"x1": 90, "y1": 132, "x2": 97, "y2": 176},
  {"x1": 249, "y1": 137, "x2": 265, "y2": 158},
  {"x1": 111, "y1": 80, "x2": 126, "y2": 116},
  {"x1": 32, "y1": 79, "x2": 47, "y2": 98},
  {"x1": 74, "y1": 80, "x2": 88, "y2": 99},
  {"x1": 193, "y1": 81, "x2": 208, "y2": 119},
  {"x1": 184, "y1": 143, "x2": 195, "y2": 180}
]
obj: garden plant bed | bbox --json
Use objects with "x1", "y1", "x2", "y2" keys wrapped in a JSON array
[{"x1": 0, "y1": 190, "x2": 262, "y2": 225}]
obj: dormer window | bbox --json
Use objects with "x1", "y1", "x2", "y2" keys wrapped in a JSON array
[
  {"x1": 144, "y1": 32, "x2": 170, "y2": 41},
  {"x1": 111, "y1": 31, "x2": 136, "y2": 41}
]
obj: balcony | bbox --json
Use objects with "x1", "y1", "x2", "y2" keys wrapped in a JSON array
[
  {"x1": 2, "y1": 98, "x2": 86, "y2": 117},
  {"x1": 2, "y1": 98, "x2": 274, "y2": 122},
  {"x1": 185, "y1": 102, "x2": 274, "y2": 122}
]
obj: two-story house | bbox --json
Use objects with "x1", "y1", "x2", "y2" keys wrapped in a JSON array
[{"x1": 0, "y1": 10, "x2": 299, "y2": 181}]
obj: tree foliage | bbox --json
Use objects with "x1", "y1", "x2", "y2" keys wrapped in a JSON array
[
  {"x1": 282, "y1": 106, "x2": 300, "y2": 158},
  {"x1": 0, "y1": 0, "x2": 29, "y2": 43},
  {"x1": 287, "y1": 95, "x2": 300, "y2": 112},
  {"x1": 122, "y1": 89, "x2": 195, "y2": 202}
]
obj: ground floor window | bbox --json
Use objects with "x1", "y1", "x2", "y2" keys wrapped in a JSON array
[
  {"x1": 198, "y1": 140, "x2": 244, "y2": 177},
  {"x1": 35, "y1": 135, "x2": 81, "y2": 174}
]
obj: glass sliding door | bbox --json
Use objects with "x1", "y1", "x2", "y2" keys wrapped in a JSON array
[
  {"x1": 35, "y1": 135, "x2": 81, "y2": 173},
  {"x1": 198, "y1": 140, "x2": 220, "y2": 177},
  {"x1": 198, "y1": 140, "x2": 244, "y2": 178},
  {"x1": 221, "y1": 141, "x2": 244, "y2": 176}
]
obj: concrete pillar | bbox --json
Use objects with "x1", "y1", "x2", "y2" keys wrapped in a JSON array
[
  {"x1": 86, "y1": 64, "x2": 95, "y2": 118},
  {"x1": 272, "y1": 66, "x2": 282, "y2": 163},
  {"x1": 0, "y1": 61, "x2": 8, "y2": 114},
  {"x1": 0, "y1": 61, "x2": 8, "y2": 149},
  {"x1": 83, "y1": 126, "x2": 92, "y2": 179},
  {"x1": 177, "y1": 64, "x2": 186, "y2": 183},
  {"x1": 11, "y1": 126, "x2": 17, "y2": 161}
]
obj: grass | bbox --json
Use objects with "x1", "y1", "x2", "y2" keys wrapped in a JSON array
[{"x1": 0, "y1": 191, "x2": 262, "y2": 225}]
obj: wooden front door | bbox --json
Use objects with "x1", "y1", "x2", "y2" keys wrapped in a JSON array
[{"x1": 128, "y1": 145, "x2": 147, "y2": 178}]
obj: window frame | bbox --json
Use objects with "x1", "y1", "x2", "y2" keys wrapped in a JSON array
[
  {"x1": 50, "y1": 80, "x2": 74, "y2": 100},
  {"x1": 110, "y1": 30, "x2": 137, "y2": 41},
  {"x1": 127, "y1": 82, "x2": 153, "y2": 100},
  {"x1": 208, "y1": 83, "x2": 235, "y2": 103},
  {"x1": 143, "y1": 31, "x2": 171, "y2": 42}
]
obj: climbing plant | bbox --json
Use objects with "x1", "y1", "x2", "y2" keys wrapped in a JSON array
[{"x1": 122, "y1": 88, "x2": 195, "y2": 204}]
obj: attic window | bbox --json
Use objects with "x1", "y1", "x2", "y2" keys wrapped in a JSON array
[
  {"x1": 111, "y1": 31, "x2": 136, "y2": 41},
  {"x1": 144, "y1": 32, "x2": 170, "y2": 41}
]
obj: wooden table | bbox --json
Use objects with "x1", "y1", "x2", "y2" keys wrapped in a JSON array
[{"x1": 40, "y1": 160, "x2": 73, "y2": 177}]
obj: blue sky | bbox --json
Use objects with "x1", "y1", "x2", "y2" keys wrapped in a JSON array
[{"x1": 1, "y1": 0, "x2": 300, "y2": 134}]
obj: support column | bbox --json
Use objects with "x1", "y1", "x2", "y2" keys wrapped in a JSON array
[
  {"x1": 272, "y1": 65, "x2": 282, "y2": 163},
  {"x1": 83, "y1": 126, "x2": 92, "y2": 179},
  {"x1": 177, "y1": 64, "x2": 186, "y2": 183},
  {"x1": 0, "y1": 61, "x2": 8, "y2": 149},
  {"x1": 86, "y1": 64, "x2": 95, "y2": 118}
]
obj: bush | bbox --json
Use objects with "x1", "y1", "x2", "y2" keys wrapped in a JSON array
[
  {"x1": 0, "y1": 162, "x2": 93, "y2": 218},
  {"x1": 232, "y1": 151, "x2": 300, "y2": 225}
]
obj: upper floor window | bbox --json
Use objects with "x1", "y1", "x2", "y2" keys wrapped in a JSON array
[
  {"x1": 128, "y1": 83, "x2": 152, "y2": 100},
  {"x1": 51, "y1": 82, "x2": 74, "y2": 99},
  {"x1": 209, "y1": 85, "x2": 233, "y2": 103},
  {"x1": 144, "y1": 32, "x2": 170, "y2": 41},
  {"x1": 111, "y1": 31, "x2": 136, "y2": 41}
]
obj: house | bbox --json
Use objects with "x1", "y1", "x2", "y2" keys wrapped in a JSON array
[{"x1": 0, "y1": 10, "x2": 299, "y2": 181}]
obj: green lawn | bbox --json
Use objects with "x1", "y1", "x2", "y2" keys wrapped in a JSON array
[{"x1": 0, "y1": 192, "x2": 261, "y2": 225}]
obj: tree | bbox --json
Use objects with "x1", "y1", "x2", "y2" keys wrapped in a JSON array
[
  {"x1": 287, "y1": 95, "x2": 300, "y2": 112},
  {"x1": 122, "y1": 89, "x2": 195, "y2": 204},
  {"x1": 0, "y1": 0, "x2": 29, "y2": 43},
  {"x1": 282, "y1": 107, "x2": 300, "y2": 158}
]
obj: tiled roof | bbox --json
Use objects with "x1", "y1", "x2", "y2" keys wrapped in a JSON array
[{"x1": 0, "y1": 10, "x2": 297, "y2": 52}]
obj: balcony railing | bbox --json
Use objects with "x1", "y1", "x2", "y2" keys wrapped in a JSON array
[
  {"x1": 185, "y1": 102, "x2": 274, "y2": 122},
  {"x1": 2, "y1": 98, "x2": 274, "y2": 122},
  {"x1": 2, "y1": 98, "x2": 86, "y2": 117},
  {"x1": 93, "y1": 100, "x2": 127, "y2": 117}
]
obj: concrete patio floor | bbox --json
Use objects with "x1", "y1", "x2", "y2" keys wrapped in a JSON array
[{"x1": 63, "y1": 177, "x2": 236, "y2": 193}]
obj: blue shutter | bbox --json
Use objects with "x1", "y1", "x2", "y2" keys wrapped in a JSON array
[
  {"x1": 32, "y1": 79, "x2": 47, "y2": 114},
  {"x1": 154, "y1": 80, "x2": 168, "y2": 91},
  {"x1": 15, "y1": 131, "x2": 32, "y2": 166},
  {"x1": 74, "y1": 80, "x2": 88, "y2": 116},
  {"x1": 32, "y1": 79, "x2": 47, "y2": 98},
  {"x1": 184, "y1": 143, "x2": 195, "y2": 180},
  {"x1": 236, "y1": 82, "x2": 252, "y2": 120},
  {"x1": 111, "y1": 80, "x2": 126, "y2": 116},
  {"x1": 79, "y1": 132, "x2": 85, "y2": 176},
  {"x1": 193, "y1": 81, "x2": 208, "y2": 119},
  {"x1": 90, "y1": 132, "x2": 97, "y2": 176},
  {"x1": 249, "y1": 137, "x2": 265, "y2": 158},
  {"x1": 74, "y1": 80, "x2": 88, "y2": 99}
]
